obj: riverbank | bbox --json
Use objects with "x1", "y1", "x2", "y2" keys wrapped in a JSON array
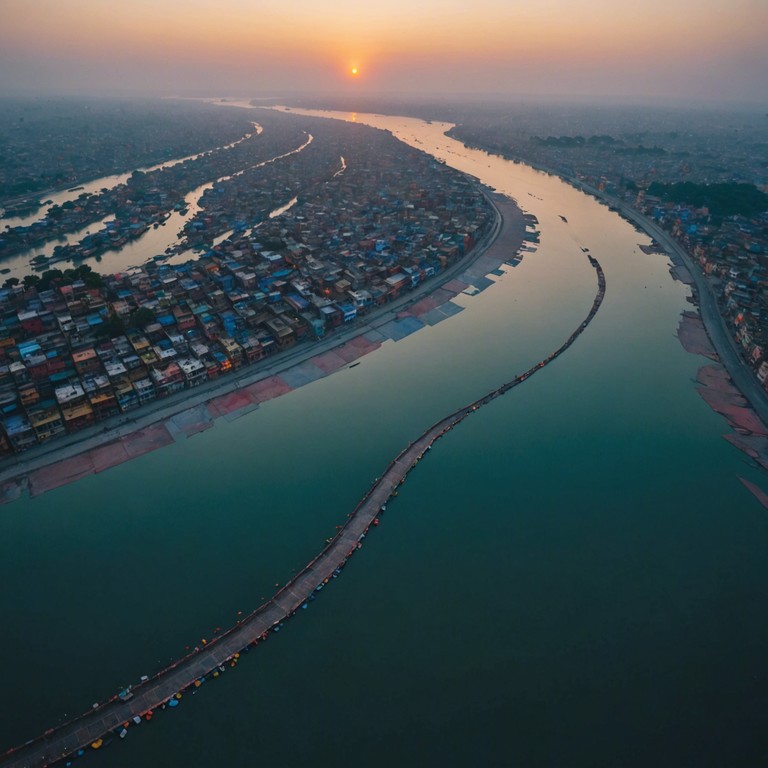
[
  {"x1": 457, "y1": 135, "x2": 768, "y2": 503},
  {"x1": 0, "y1": 246, "x2": 605, "y2": 768},
  {"x1": 565, "y1": 177, "x2": 768, "y2": 505},
  {"x1": 0, "y1": 192, "x2": 527, "y2": 505},
  {"x1": 496, "y1": 146, "x2": 768, "y2": 504},
  {"x1": 448, "y1": 138, "x2": 768, "y2": 414}
]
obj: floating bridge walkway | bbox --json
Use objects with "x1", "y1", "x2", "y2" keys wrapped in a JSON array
[{"x1": 2, "y1": 255, "x2": 606, "y2": 768}]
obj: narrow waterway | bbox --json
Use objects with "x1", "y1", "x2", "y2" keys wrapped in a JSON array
[
  {"x1": 2, "y1": 126, "x2": 312, "y2": 280},
  {"x1": 1, "y1": 108, "x2": 767, "y2": 768},
  {"x1": 0, "y1": 123, "x2": 261, "y2": 230}
]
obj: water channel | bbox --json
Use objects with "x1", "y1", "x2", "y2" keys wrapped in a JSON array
[
  {"x1": 0, "y1": 123, "x2": 261, "y2": 231},
  {"x1": 0, "y1": 124, "x2": 320, "y2": 282},
  {"x1": 1, "y1": 108, "x2": 767, "y2": 767}
]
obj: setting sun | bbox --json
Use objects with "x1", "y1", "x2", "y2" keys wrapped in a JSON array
[{"x1": 351, "y1": 67, "x2": 359, "y2": 76}]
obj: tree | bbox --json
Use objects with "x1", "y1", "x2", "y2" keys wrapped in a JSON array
[
  {"x1": 96, "y1": 312, "x2": 126, "y2": 339},
  {"x1": 129, "y1": 307, "x2": 155, "y2": 328},
  {"x1": 82, "y1": 271, "x2": 104, "y2": 288},
  {"x1": 38, "y1": 269, "x2": 64, "y2": 290}
]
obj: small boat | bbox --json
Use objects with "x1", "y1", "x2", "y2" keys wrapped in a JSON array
[{"x1": 348, "y1": 362, "x2": 360, "y2": 368}]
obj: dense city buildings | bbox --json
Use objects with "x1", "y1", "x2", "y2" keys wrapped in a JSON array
[{"x1": 0, "y1": 105, "x2": 493, "y2": 455}]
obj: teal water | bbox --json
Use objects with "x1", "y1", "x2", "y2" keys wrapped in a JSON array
[{"x1": 1, "y1": 111, "x2": 767, "y2": 767}]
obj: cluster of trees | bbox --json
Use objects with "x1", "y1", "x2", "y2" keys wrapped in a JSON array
[
  {"x1": 530, "y1": 135, "x2": 667, "y2": 156},
  {"x1": 646, "y1": 181, "x2": 768, "y2": 218},
  {"x1": 530, "y1": 135, "x2": 620, "y2": 148},
  {"x1": 3, "y1": 263, "x2": 104, "y2": 292},
  {"x1": 95, "y1": 306, "x2": 155, "y2": 338}
]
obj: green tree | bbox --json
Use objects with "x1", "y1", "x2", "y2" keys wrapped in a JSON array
[
  {"x1": 129, "y1": 307, "x2": 155, "y2": 328},
  {"x1": 96, "y1": 312, "x2": 126, "y2": 339}
]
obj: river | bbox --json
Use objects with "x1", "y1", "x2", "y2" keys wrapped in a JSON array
[
  {"x1": 0, "y1": 123, "x2": 261, "y2": 230},
  {"x1": 0, "y1": 123, "x2": 312, "y2": 280},
  {"x1": 1, "y1": 108, "x2": 767, "y2": 767}
]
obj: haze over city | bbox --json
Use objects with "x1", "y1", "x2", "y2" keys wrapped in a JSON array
[
  {"x1": 2, "y1": 0, "x2": 767, "y2": 104},
  {"x1": 3, "y1": 0, "x2": 768, "y2": 766}
]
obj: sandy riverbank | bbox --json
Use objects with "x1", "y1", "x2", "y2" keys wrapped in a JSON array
[
  {"x1": 621, "y1": 209, "x2": 768, "y2": 508},
  {"x1": 0, "y1": 192, "x2": 528, "y2": 505}
]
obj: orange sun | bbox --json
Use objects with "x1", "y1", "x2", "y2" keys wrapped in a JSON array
[{"x1": 351, "y1": 67, "x2": 359, "y2": 76}]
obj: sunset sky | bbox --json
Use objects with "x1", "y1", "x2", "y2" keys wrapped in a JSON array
[{"x1": 1, "y1": 0, "x2": 766, "y2": 104}]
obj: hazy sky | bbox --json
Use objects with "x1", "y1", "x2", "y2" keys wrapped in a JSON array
[{"x1": 1, "y1": 0, "x2": 766, "y2": 104}]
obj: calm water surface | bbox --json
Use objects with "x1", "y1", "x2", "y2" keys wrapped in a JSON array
[
  {"x1": 2, "y1": 123, "x2": 266, "y2": 280},
  {"x1": 1, "y1": 110, "x2": 766, "y2": 767}
]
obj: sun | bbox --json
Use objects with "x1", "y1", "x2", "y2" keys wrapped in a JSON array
[{"x1": 351, "y1": 67, "x2": 359, "y2": 76}]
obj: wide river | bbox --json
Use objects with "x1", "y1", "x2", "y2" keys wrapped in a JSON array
[{"x1": 1, "y1": 108, "x2": 767, "y2": 767}]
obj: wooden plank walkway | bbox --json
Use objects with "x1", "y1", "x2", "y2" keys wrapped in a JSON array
[{"x1": 1, "y1": 255, "x2": 605, "y2": 768}]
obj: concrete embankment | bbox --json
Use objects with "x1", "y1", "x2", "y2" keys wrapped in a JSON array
[{"x1": 0, "y1": 249, "x2": 606, "y2": 768}]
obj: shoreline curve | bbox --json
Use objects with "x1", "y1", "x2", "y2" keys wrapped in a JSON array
[
  {"x1": 0, "y1": 252, "x2": 607, "y2": 768},
  {"x1": 0, "y1": 186, "x2": 520, "y2": 502}
]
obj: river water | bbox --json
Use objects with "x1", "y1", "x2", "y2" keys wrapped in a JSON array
[
  {"x1": 0, "y1": 123, "x2": 277, "y2": 281},
  {"x1": 0, "y1": 124, "x2": 261, "y2": 230},
  {"x1": 1, "y1": 109, "x2": 767, "y2": 767}
]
